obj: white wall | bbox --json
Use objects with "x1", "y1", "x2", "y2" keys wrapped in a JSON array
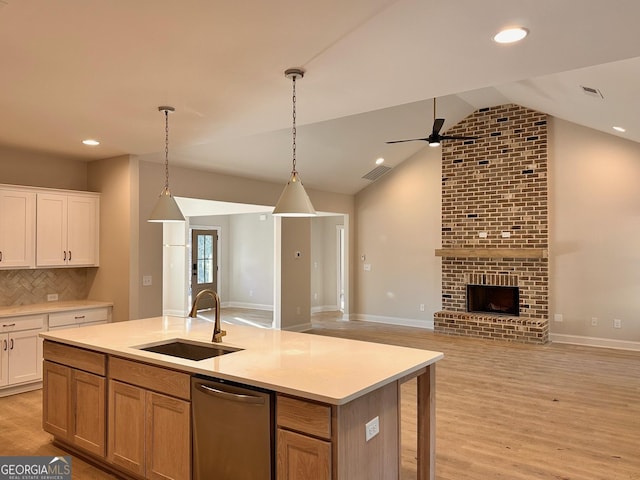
[
  {"x1": 228, "y1": 213, "x2": 274, "y2": 308},
  {"x1": 550, "y1": 118, "x2": 640, "y2": 345},
  {"x1": 311, "y1": 215, "x2": 344, "y2": 312}
]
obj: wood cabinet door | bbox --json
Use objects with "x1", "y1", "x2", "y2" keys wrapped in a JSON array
[
  {"x1": 42, "y1": 361, "x2": 71, "y2": 439},
  {"x1": 0, "y1": 188, "x2": 35, "y2": 268},
  {"x1": 145, "y1": 391, "x2": 191, "y2": 480},
  {"x1": 67, "y1": 195, "x2": 99, "y2": 266},
  {"x1": 108, "y1": 380, "x2": 145, "y2": 477},
  {"x1": 277, "y1": 428, "x2": 331, "y2": 480},
  {"x1": 71, "y1": 370, "x2": 106, "y2": 457}
]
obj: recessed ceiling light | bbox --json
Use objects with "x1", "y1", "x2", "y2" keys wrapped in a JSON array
[
  {"x1": 82, "y1": 139, "x2": 100, "y2": 146},
  {"x1": 613, "y1": 126, "x2": 626, "y2": 133},
  {"x1": 493, "y1": 27, "x2": 528, "y2": 44},
  {"x1": 375, "y1": 157, "x2": 385, "y2": 165}
]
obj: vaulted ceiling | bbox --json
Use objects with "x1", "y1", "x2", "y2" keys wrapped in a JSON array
[{"x1": 1, "y1": 0, "x2": 639, "y2": 194}]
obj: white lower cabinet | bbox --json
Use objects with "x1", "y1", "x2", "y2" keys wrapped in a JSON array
[
  {"x1": 0, "y1": 314, "x2": 45, "y2": 390},
  {"x1": 48, "y1": 307, "x2": 110, "y2": 330}
]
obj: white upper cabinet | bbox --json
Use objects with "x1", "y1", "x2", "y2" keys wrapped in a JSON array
[
  {"x1": 0, "y1": 188, "x2": 36, "y2": 269},
  {"x1": 37, "y1": 192, "x2": 99, "y2": 267}
]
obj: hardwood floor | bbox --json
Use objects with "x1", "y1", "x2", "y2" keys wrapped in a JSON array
[
  {"x1": 1, "y1": 312, "x2": 638, "y2": 479},
  {"x1": 309, "y1": 314, "x2": 640, "y2": 480}
]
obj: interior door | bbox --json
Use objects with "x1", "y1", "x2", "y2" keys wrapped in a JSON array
[{"x1": 190, "y1": 229, "x2": 218, "y2": 310}]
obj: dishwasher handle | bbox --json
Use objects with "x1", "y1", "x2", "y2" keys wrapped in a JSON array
[{"x1": 195, "y1": 382, "x2": 266, "y2": 405}]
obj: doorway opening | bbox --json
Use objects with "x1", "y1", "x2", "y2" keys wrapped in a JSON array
[{"x1": 190, "y1": 228, "x2": 219, "y2": 310}]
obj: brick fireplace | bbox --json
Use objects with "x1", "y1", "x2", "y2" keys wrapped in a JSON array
[{"x1": 434, "y1": 104, "x2": 549, "y2": 344}]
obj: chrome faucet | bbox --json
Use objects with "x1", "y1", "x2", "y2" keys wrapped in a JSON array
[{"x1": 188, "y1": 289, "x2": 227, "y2": 343}]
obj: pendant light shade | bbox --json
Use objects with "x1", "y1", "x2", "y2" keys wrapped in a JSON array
[
  {"x1": 273, "y1": 171, "x2": 316, "y2": 216},
  {"x1": 273, "y1": 68, "x2": 316, "y2": 217},
  {"x1": 149, "y1": 106, "x2": 185, "y2": 222}
]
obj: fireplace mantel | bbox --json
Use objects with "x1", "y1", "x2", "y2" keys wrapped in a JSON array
[{"x1": 435, "y1": 248, "x2": 548, "y2": 259}]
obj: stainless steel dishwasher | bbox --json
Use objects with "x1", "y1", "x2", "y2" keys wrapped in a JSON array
[{"x1": 191, "y1": 375, "x2": 274, "y2": 479}]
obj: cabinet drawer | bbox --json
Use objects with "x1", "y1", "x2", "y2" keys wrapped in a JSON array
[
  {"x1": 0, "y1": 314, "x2": 46, "y2": 332},
  {"x1": 109, "y1": 357, "x2": 190, "y2": 401},
  {"x1": 49, "y1": 308, "x2": 109, "y2": 328},
  {"x1": 44, "y1": 341, "x2": 106, "y2": 376},
  {"x1": 277, "y1": 395, "x2": 332, "y2": 439}
]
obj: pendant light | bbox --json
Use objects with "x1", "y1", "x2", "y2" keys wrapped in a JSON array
[
  {"x1": 273, "y1": 68, "x2": 316, "y2": 217},
  {"x1": 149, "y1": 106, "x2": 185, "y2": 222}
]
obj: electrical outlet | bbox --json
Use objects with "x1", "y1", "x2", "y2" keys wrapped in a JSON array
[
  {"x1": 47, "y1": 293, "x2": 58, "y2": 302},
  {"x1": 591, "y1": 317, "x2": 598, "y2": 327},
  {"x1": 614, "y1": 319, "x2": 622, "y2": 329},
  {"x1": 419, "y1": 304, "x2": 425, "y2": 312},
  {"x1": 554, "y1": 313, "x2": 563, "y2": 322},
  {"x1": 365, "y1": 416, "x2": 380, "y2": 442},
  {"x1": 142, "y1": 275, "x2": 152, "y2": 286},
  {"x1": 363, "y1": 263, "x2": 371, "y2": 271}
]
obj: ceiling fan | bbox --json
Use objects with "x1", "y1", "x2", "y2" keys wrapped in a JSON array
[{"x1": 386, "y1": 98, "x2": 478, "y2": 147}]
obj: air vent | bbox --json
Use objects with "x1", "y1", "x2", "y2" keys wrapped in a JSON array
[
  {"x1": 580, "y1": 85, "x2": 604, "y2": 98},
  {"x1": 362, "y1": 165, "x2": 392, "y2": 181}
]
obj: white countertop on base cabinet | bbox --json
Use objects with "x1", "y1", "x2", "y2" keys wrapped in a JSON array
[{"x1": 41, "y1": 315, "x2": 443, "y2": 405}]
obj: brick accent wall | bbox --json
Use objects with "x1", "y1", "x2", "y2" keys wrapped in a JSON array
[{"x1": 435, "y1": 104, "x2": 549, "y2": 344}]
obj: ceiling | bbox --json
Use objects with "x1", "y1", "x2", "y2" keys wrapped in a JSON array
[{"x1": 1, "y1": 0, "x2": 639, "y2": 195}]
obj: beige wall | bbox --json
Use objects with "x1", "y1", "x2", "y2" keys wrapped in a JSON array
[
  {"x1": 0, "y1": 145, "x2": 88, "y2": 191},
  {"x1": 136, "y1": 160, "x2": 354, "y2": 321},
  {"x1": 549, "y1": 118, "x2": 640, "y2": 344},
  {"x1": 354, "y1": 147, "x2": 442, "y2": 327},
  {"x1": 278, "y1": 217, "x2": 312, "y2": 330},
  {"x1": 87, "y1": 155, "x2": 133, "y2": 322}
]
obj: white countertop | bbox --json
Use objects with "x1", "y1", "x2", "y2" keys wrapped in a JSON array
[
  {"x1": 41, "y1": 315, "x2": 443, "y2": 405},
  {"x1": 0, "y1": 300, "x2": 113, "y2": 319}
]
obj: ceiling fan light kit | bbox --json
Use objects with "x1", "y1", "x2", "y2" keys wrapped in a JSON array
[
  {"x1": 273, "y1": 68, "x2": 316, "y2": 217},
  {"x1": 149, "y1": 106, "x2": 185, "y2": 222}
]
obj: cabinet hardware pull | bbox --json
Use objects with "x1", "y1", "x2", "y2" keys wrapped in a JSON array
[
  {"x1": 74, "y1": 316, "x2": 85, "y2": 320},
  {"x1": 2, "y1": 339, "x2": 6, "y2": 351},
  {"x1": 2, "y1": 323, "x2": 16, "y2": 328},
  {"x1": 0, "y1": 251, "x2": 2, "y2": 261},
  {"x1": 69, "y1": 251, "x2": 72, "y2": 261},
  {"x1": 9, "y1": 338, "x2": 13, "y2": 350},
  {"x1": 63, "y1": 251, "x2": 67, "y2": 261}
]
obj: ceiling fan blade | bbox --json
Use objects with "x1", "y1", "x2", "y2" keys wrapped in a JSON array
[
  {"x1": 432, "y1": 118, "x2": 445, "y2": 136},
  {"x1": 386, "y1": 138, "x2": 430, "y2": 144},
  {"x1": 439, "y1": 135, "x2": 478, "y2": 141}
]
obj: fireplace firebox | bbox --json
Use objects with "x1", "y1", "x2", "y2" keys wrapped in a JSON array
[{"x1": 467, "y1": 285, "x2": 519, "y2": 316}]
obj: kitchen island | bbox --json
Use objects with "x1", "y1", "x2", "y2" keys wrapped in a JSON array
[{"x1": 41, "y1": 315, "x2": 443, "y2": 480}]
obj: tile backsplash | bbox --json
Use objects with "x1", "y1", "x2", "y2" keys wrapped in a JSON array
[{"x1": 0, "y1": 268, "x2": 90, "y2": 306}]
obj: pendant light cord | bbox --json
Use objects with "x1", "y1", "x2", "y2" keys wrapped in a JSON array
[{"x1": 291, "y1": 74, "x2": 297, "y2": 174}]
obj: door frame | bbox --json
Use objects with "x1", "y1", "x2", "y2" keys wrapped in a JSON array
[{"x1": 188, "y1": 225, "x2": 221, "y2": 307}]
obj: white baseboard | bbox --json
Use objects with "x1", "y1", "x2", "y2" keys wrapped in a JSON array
[
  {"x1": 311, "y1": 305, "x2": 340, "y2": 314},
  {"x1": 282, "y1": 322, "x2": 313, "y2": 333},
  {"x1": 551, "y1": 333, "x2": 640, "y2": 351},
  {"x1": 349, "y1": 313, "x2": 434, "y2": 330},
  {"x1": 0, "y1": 381, "x2": 42, "y2": 397},
  {"x1": 224, "y1": 301, "x2": 274, "y2": 311}
]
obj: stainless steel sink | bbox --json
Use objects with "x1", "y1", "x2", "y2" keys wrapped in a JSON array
[{"x1": 136, "y1": 340, "x2": 243, "y2": 361}]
